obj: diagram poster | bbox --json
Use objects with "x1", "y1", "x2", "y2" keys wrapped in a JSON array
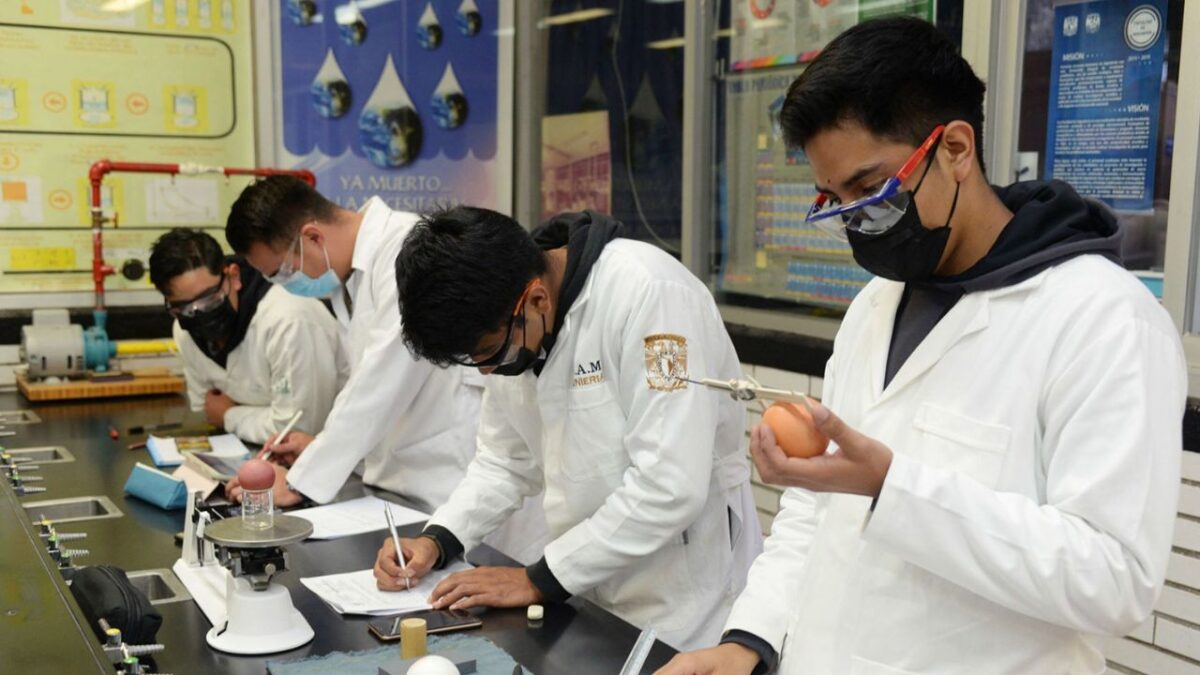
[
  {"x1": 276, "y1": 0, "x2": 512, "y2": 214},
  {"x1": 731, "y1": 0, "x2": 934, "y2": 71},
  {"x1": 1044, "y1": 0, "x2": 1167, "y2": 213},
  {"x1": 0, "y1": 1, "x2": 256, "y2": 294}
]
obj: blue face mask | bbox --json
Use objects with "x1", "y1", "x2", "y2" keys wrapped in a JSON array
[{"x1": 277, "y1": 237, "x2": 340, "y2": 299}]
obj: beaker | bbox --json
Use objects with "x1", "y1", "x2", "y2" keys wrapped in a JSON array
[{"x1": 241, "y1": 488, "x2": 273, "y2": 530}]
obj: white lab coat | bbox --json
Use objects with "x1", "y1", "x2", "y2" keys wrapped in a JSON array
[
  {"x1": 428, "y1": 239, "x2": 762, "y2": 651},
  {"x1": 286, "y1": 198, "x2": 548, "y2": 564},
  {"x1": 176, "y1": 285, "x2": 346, "y2": 444},
  {"x1": 724, "y1": 255, "x2": 1186, "y2": 674}
]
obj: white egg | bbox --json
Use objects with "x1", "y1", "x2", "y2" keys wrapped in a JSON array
[{"x1": 406, "y1": 654, "x2": 460, "y2": 675}]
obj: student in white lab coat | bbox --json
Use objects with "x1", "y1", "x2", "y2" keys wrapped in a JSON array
[
  {"x1": 223, "y1": 178, "x2": 546, "y2": 564},
  {"x1": 660, "y1": 17, "x2": 1186, "y2": 675},
  {"x1": 372, "y1": 207, "x2": 762, "y2": 651},
  {"x1": 148, "y1": 228, "x2": 345, "y2": 445}
]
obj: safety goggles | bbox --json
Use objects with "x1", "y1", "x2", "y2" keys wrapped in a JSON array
[
  {"x1": 805, "y1": 125, "x2": 944, "y2": 239},
  {"x1": 450, "y1": 280, "x2": 539, "y2": 368},
  {"x1": 166, "y1": 272, "x2": 227, "y2": 318},
  {"x1": 266, "y1": 233, "x2": 305, "y2": 285}
]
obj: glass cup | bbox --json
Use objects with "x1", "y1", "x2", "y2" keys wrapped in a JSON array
[{"x1": 241, "y1": 488, "x2": 273, "y2": 530}]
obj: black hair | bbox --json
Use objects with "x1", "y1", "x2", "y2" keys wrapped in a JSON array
[
  {"x1": 778, "y1": 16, "x2": 986, "y2": 167},
  {"x1": 148, "y1": 228, "x2": 225, "y2": 294},
  {"x1": 225, "y1": 176, "x2": 337, "y2": 254},
  {"x1": 395, "y1": 206, "x2": 546, "y2": 366}
]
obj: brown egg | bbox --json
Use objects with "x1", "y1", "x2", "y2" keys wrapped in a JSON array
[
  {"x1": 762, "y1": 402, "x2": 829, "y2": 459},
  {"x1": 237, "y1": 458, "x2": 277, "y2": 491}
]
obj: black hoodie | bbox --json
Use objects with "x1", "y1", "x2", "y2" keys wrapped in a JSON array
[
  {"x1": 884, "y1": 180, "x2": 1123, "y2": 386},
  {"x1": 529, "y1": 210, "x2": 627, "y2": 376}
]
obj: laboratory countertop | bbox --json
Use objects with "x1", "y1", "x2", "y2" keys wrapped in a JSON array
[{"x1": 0, "y1": 392, "x2": 677, "y2": 674}]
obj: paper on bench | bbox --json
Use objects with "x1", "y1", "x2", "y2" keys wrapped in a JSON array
[
  {"x1": 146, "y1": 433, "x2": 248, "y2": 468},
  {"x1": 146, "y1": 436, "x2": 184, "y2": 467},
  {"x1": 290, "y1": 496, "x2": 426, "y2": 540},
  {"x1": 172, "y1": 464, "x2": 220, "y2": 500},
  {"x1": 208, "y1": 433, "x2": 251, "y2": 457},
  {"x1": 300, "y1": 562, "x2": 473, "y2": 616}
]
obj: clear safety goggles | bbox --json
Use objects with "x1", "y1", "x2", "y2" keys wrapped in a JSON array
[
  {"x1": 450, "y1": 280, "x2": 539, "y2": 368},
  {"x1": 166, "y1": 273, "x2": 227, "y2": 318},
  {"x1": 267, "y1": 234, "x2": 305, "y2": 285},
  {"x1": 805, "y1": 125, "x2": 944, "y2": 240}
]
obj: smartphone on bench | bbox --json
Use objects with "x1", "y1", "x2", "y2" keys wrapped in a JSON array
[{"x1": 368, "y1": 608, "x2": 482, "y2": 641}]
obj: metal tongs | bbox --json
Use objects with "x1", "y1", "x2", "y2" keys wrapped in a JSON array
[{"x1": 681, "y1": 376, "x2": 814, "y2": 412}]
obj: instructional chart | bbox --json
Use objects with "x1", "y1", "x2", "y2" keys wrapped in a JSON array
[{"x1": 0, "y1": 1, "x2": 254, "y2": 294}]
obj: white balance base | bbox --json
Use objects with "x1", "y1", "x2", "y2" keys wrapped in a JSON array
[{"x1": 205, "y1": 575, "x2": 314, "y2": 655}]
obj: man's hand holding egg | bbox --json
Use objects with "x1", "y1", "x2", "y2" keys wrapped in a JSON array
[
  {"x1": 762, "y1": 401, "x2": 829, "y2": 458},
  {"x1": 753, "y1": 399, "x2": 893, "y2": 498}
]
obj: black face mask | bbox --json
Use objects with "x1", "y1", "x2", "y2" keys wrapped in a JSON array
[
  {"x1": 178, "y1": 298, "x2": 238, "y2": 355},
  {"x1": 846, "y1": 176, "x2": 961, "y2": 283},
  {"x1": 491, "y1": 312, "x2": 546, "y2": 377}
]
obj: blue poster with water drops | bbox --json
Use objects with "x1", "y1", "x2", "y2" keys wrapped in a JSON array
[
  {"x1": 1044, "y1": 0, "x2": 1167, "y2": 213},
  {"x1": 278, "y1": 0, "x2": 508, "y2": 213}
]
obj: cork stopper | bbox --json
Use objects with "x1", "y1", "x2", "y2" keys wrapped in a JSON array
[{"x1": 400, "y1": 617, "x2": 428, "y2": 659}]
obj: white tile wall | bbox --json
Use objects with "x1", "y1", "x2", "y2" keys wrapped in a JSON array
[
  {"x1": 1127, "y1": 616, "x2": 1156, "y2": 643},
  {"x1": 1156, "y1": 586, "x2": 1200, "y2": 627},
  {"x1": 1104, "y1": 636, "x2": 1200, "y2": 675},
  {"x1": 752, "y1": 366, "x2": 810, "y2": 400},
  {"x1": 810, "y1": 376, "x2": 824, "y2": 400},
  {"x1": 751, "y1": 483, "x2": 782, "y2": 513},
  {"x1": 738, "y1": 359, "x2": 1200, "y2": 673},
  {"x1": 1176, "y1": 517, "x2": 1200, "y2": 553},
  {"x1": 1169, "y1": 553, "x2": 1200, "y2": 590},
  {"x1": 1154, "y1": 617, "x2": 1200, "y2": 663},
  {"x1": 1184, "y1": 452, "x2": 1200, "y2": 482},
  {"x1": 756, "y1": 509, "x2": 775, "y2": 535},
  {"x1": 1180, "y1": 483, "x2": 1200, "y2": 519}
]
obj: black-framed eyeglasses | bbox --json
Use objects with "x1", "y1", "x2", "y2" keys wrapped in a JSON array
[
  {"x1": 166, "y1": 272, "x2": 227, "y2": 318},
  {"x1": 449, "y1": 280, "x2": 538, "y2": 368}
]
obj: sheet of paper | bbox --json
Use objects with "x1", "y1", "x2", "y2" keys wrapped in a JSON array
[
  {"x1": 290, "y1": 495, "x2": 427, "y2": 540},
  {"x1": 300, "y1": 561, "x2": 473, "y2": 615},
  {"x1": 207, "y1": 433, "x2": 250, "y2": 457},
  {"x1": 172, "y1": 464, "x2": 219, "y2": 500},
  {"x1": 146, "y1": 435, "x2": 183, "y2": 467}
]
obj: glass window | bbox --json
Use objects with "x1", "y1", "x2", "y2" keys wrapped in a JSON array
[
  {"x1": 1018, "y1": 0, "x2": 1182, "y2": 299},
  {"x1": 539, "y1": 0, "x2": 685, "y2": 254},
  {"x1": 712, "y1": 1, "x2": 963, "y2": 314}
]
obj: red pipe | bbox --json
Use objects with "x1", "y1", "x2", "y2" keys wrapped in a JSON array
[{"x1": 86, "y1": 160, "x2": 317, "y2": 310}]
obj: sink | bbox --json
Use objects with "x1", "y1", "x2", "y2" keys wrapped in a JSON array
[
  {"x1": 5, "y1": 446, "x2": 74, "y2": 464},
  {"x1": 0, "y1": 410, "x2": 41, "y2": 424},
  {"x1": 126, "y1": 569, "x2": 192, "y2": 605},
  {"x1": 22, "y1": 496, "x2": 123, "y2": 524}
]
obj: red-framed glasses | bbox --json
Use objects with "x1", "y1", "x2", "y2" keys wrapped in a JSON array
[{"x1": 806, "y1": 125, "x2": 945, "y2": 239}]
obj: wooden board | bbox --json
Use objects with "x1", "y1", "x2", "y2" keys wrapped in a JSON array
[{"x1": 17, "y1": 373, "x2": 185, "y2": 402}]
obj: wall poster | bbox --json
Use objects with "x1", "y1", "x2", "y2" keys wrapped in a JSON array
[
  {"x1": 0, "y1": 0, "x2": 256, "y2": 295},
  {"x1": 273, "y1": 0, "x2": 513, "y2": 215}
]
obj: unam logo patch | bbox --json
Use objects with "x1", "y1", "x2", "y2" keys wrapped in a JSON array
[{"x1": 643, "y1": 333, "x2": 688, "y2": 392}]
